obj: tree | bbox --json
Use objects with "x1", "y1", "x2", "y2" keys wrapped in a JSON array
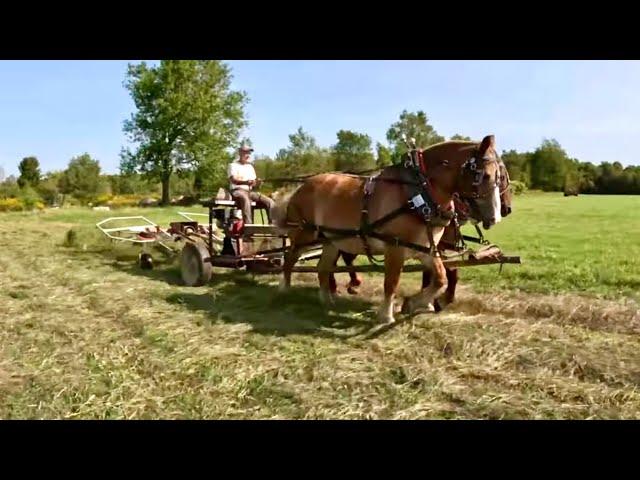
[
  {"x1": 274, "y1": 127, "x2": 333, "y2": 178},
  {"x1": 278, "y1": 127, "x2": 319, "y2": 156},
  {"x1": 529, "y1": 139, "x2": 569, "y2": 191},
  {"x1": 121, "y1": 60, "x2": 248, "y2": 205},
  {"x1": 18, "y1": 156, "x2": 41, "y2": 188},
  {"x1": 37, "y1": 171, "x2": 64, "y2": 206},
  {"x1": 450, "y1": 134, "x2": 471, "y2": 141},
  {"x1": 376, "y1": 142, "x2": 393, "y2": 168},
  {"x1": 0, "y1": 175, "x2": 20, "y2": 199},
  {"x1": 577, "y1": 162, "x2": 599, "y2": 193},
  {"x1": 332, "y1": 130, "x2": 375, "y2": 173},
  {"x1": 502, "y1": 149, "x2": 532, "y2": 186},
  {"x1": 59, "y1": 154, "x2": 103, "y2": 204},
  {"x1": 563, "y1": 158, "x2": 582, "y2": 195},
  {"x1": 386, "y1": 110, "x2": 445, "y2": 159}
]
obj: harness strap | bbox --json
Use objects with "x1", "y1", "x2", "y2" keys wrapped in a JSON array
[
  {"x1": 367, "y1": 231, "x2": 432, "y2": 255},
  {"x1": 360, "y1": 179, "x2": 380, "y2": 264}
]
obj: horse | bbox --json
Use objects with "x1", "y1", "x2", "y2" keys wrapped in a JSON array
[
  {"x1": 272, "y1": 135, "x2": 504, "y2": 324},
  {"x1": 422, "y1": 158, "x2": 512, "y2": 310},
  {"x1": 334, "y1": 158, "x2": 513, "y2": 309}
]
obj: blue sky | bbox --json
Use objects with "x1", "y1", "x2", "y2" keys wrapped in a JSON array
[{"x1": 1, "y1": 60, "x2": 639, "y2": 177}]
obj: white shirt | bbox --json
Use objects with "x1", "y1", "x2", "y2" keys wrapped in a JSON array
[{"x1": 228, "y1": 161, "x2": 257, "y2": 191}]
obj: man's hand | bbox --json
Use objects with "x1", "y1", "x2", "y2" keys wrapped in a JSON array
[
  {"x1": 230, "y1": 177, "x2": 253, "y2": 186},
  {"x1": 247, "y1": 179, "x2": 256, "y2": 187}
]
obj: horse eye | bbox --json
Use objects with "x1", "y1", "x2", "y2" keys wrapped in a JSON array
[{"x1": 483, "y1": 173, "x2": 491, "y2": 181}]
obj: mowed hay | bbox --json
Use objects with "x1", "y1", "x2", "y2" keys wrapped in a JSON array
[
  {"x1": 451, "y1": 288, "x2": 640, "y2": 336},
  {"x1": 1, "y1": 201, "x2": 640, "y2": 419}
]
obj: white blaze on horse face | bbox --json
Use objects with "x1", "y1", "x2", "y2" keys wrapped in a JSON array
[{"x1": 492, "y1": 183, "x2": 502, "y2": 224}]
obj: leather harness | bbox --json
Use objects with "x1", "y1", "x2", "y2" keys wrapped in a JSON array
[{"x1": 293, "y1": 146, "x2": 503, "y2": 263}]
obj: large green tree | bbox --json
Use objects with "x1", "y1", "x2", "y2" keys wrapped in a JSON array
[
  {"x1": 376, "y1": 142, "x2": 393, "y2": 168},
  {"x1": 18, "y1": 156, "x2": 41, "y2": 188},
  {"x1": 37, "y1": 170, "x2": 64, "y2": 206},
  {"x1": 274, "y1": 127, "x2": 333, "y2": 177},
  {"x1": 58, "y1": 154, "x2": 103, "y2": 204},
  {"x1": 529, "y1": 139, "x2": 569, "y2": 191},
  {"x1": 120, "y1": 61, "x2": 248, "y2": 204},
  {"x1": 502, "y1": 149, "x2": 532, "y2": 186},
  {"x1": 386, "y1": 110, "x2": 445, "y2": 159},
  {"x1": 332, "y1": 130, "x2": 375, "y2": 173}
]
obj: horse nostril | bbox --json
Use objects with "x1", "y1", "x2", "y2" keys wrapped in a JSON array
[{"x1": 507, "y1": 206, "x2": 512, "y2": 214}]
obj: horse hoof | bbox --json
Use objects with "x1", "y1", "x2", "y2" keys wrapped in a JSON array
[
  {"x1": 349, "y1": 276, "x2": 363, "y2": 288},
  {"x1": 401, "y1": 298, "x2": 412, "y2": 314},
  {"x1": 376, "y1": 315, "x2": 396, "y2": 325},
  {"x1": 347, "y1": 286, "x2": 359, "y2": 295},
  {"x1": 319, "y1": 291, "x2": 336, "y2": 307}
]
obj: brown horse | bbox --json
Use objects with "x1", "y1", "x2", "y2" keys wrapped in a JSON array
[
  {"x1": 335, "y1": 159, "x2": 512, "y2": 308},
  {"x1": 423, "y1": 159, "x2": 513, "y2": 310},
  {"x1": 272, "y1": 136, "x2": 503, "y2": 324}
]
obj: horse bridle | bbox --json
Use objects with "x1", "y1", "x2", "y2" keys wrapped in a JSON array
[{"x1": 456, "y1": 149, "x2": 503, "y2": 201}]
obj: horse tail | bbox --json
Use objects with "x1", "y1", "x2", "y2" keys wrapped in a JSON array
[{"x1": 271, "y1": 187, "x2": 299, "y2": 235}]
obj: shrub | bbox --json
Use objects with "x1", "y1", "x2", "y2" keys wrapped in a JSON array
[
  {"x1": 510, "y1": 180, "x2": 527, "y2": 195},
  {"x1": 0, "y1": 198, "x2": 24, "y2": 212},
  {"x1": 107, "y1": 194, "x2": 147, "y2": 209},
  {"x1": 18, "y1": 186, "x2": 44, "y2": 210}
]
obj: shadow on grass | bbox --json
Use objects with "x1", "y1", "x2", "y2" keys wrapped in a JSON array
[
  {"x1": 90, "y1": 248, "x2": 386, "y2": 339},
  {"x1": 113, "y1": 261, "x2": 185, "y2": 286},
  {"x1": 166, "y1": 271, "x2": 377, "y2": 338}
]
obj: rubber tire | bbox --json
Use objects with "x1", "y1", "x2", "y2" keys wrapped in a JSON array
[
  {"x1": 139, "y1": 253, "x2": 153, "y2": 270},
  {"x1": 180, "y1": 242, "x2": 212, "y2": 287}
]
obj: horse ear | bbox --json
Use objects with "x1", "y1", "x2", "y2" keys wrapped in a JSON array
[{"x1": 478, "y1": 135, "x2": 495, "y2": 155}]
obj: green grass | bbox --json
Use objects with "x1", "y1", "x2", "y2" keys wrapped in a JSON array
[
  {"x1": 457, "y1": 192, "x2": 640, "y2": 301},
  {"x1": 0, "y1": 193, "x2": 639, "y2": 419}
]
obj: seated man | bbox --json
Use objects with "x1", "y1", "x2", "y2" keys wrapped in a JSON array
[{"x1": 228, "y1": 144, "x2": 275, "y2": 225}]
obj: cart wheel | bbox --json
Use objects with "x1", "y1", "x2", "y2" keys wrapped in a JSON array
[
  {"x1": 139, "y1": 253, "x2": 153, "y2": 270},
  {"x1": 181, "y1": 242, "x2": 212, "y2": 286}
]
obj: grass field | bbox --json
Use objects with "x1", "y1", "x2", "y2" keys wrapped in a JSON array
[{"x1": 1, "y1": 192, "x2": 639, "y2": 419}]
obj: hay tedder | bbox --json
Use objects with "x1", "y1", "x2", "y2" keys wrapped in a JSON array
[{"x1": 96, "y1": 198, "x2": 520, "y2": 286}]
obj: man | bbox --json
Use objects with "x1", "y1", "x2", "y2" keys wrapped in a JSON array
[{"x1": 228, "y1": 144, "x2": 275, "y2": 225}]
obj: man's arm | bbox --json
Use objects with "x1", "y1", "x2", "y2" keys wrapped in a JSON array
[{"x1": 229, "y1": 176, "x2": 254, "y2": 186}]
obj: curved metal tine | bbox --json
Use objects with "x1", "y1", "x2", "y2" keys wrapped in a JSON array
[
  {"x1": 96, "y1": 216, "x2": 160, "y2": 244},
  {"x1": 177, "y1": 211, "x2": 209, "y2": 222}
]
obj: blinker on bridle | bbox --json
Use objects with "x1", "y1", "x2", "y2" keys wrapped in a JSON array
[{"x1": 459, "y1": 150, "x2": 500, "y2": 200}]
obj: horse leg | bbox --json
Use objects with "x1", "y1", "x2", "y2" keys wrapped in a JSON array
[
  {"x1": 317, "y1": 243, "x2": 341, "y2": 306},
  {"x1": 421, "y1": 269, "x2": 440, "y2": 312},
  {"x1": 437, "y1": 268, "x2": 458, "y2": 310},
  {"x1": 341, "y1": 252, "x2": 362, "y2": 294},
  {"x1": 401, "y1": 254, "x2": 448, "y2": 315},
  {"x1": 376, "y1": 247, "x2": 404, "y2": 324},
  {"x1": 329, "y1": 269, "x2": 338, "y2": 295},
  {"x1": 328, "y1": 251, "x2": 344, "y2": 295},
  {"x1": 280, "y1": 230, "x2": 316, "y2": 292}
]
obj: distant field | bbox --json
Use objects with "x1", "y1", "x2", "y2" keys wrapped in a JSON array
[
  {"x1": 0, "y1": 192, "x2": 639, "y2": 419},
  {"x1": 458, "y1": 192, "x2": 640, "y2": 301}
]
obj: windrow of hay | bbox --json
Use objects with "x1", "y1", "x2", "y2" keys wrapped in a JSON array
[{"x1": 449, "y1": 288, "x2": 640, "y2": 335}]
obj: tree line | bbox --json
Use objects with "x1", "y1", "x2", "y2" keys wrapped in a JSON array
[{"x1": 502, "y1": 140, "x2": 640, "y2": 194}]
